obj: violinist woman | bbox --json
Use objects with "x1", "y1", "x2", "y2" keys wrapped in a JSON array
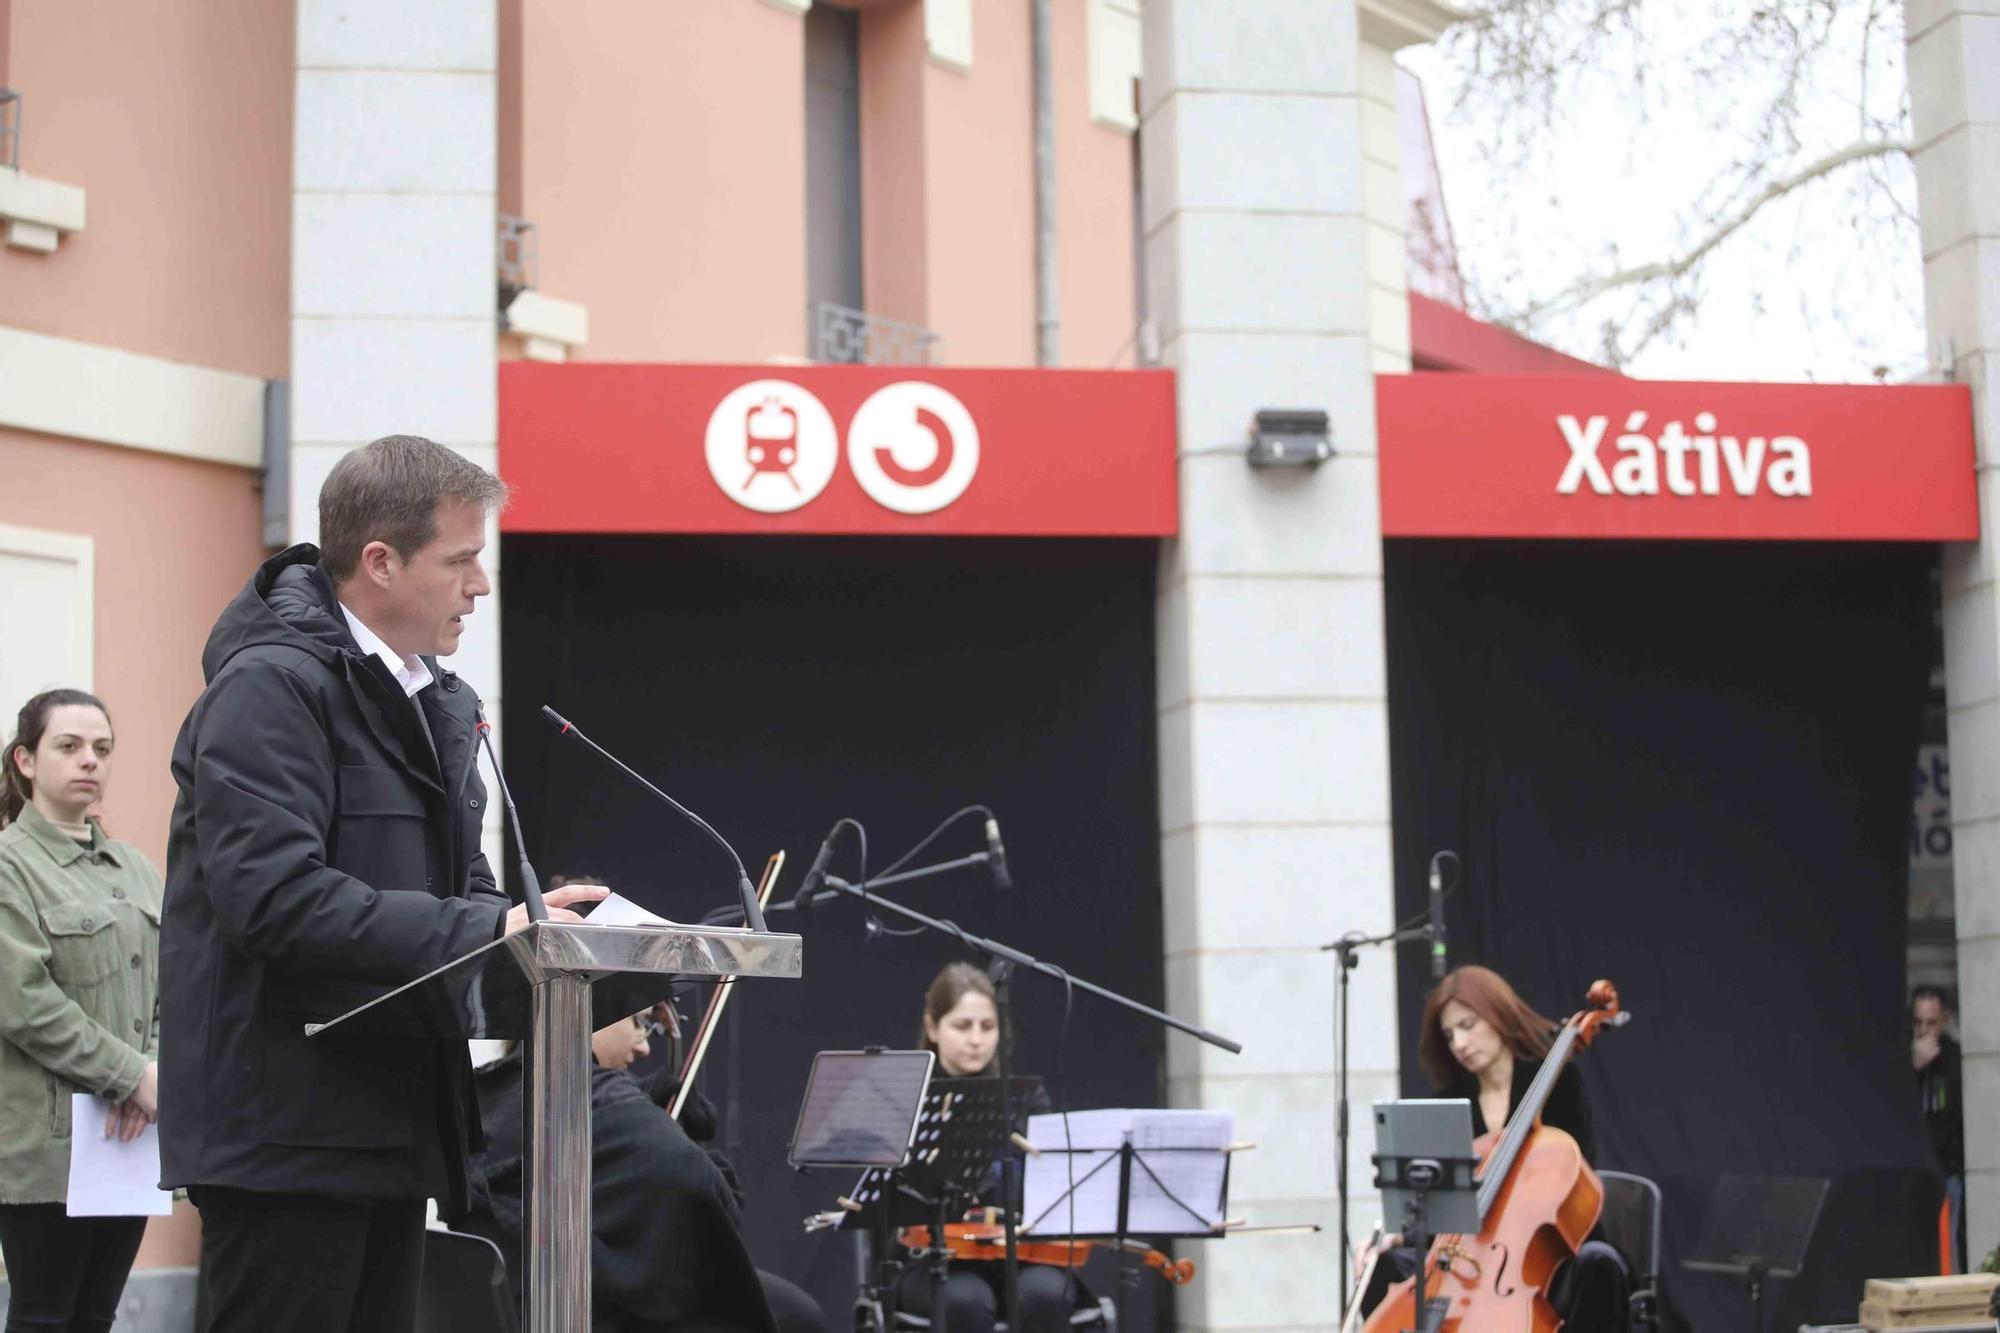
[
  {"x1": 1358, "y1": 965, "x2": 1631, "y2": 1332},
  {"x1": 895, "y1": 961, "x2": 1095, "y2": 1333}
]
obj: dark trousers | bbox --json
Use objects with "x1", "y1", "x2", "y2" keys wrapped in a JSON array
[
  {"x1": 896, "y1": 1262, "x2": 1084, "y2": 1333},
  {"x1": 756, "y1": 1270, "x2": 825, "y2": 1333},
  {"x1": 189, "y1": 1186, "x2": 425, "y2": 1333},
  {"x1": 0, "y1": 1204, "x2": 147, "y2": 1333}
]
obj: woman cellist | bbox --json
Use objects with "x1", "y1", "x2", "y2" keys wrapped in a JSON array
[{"x1": 1356, "y1": 966, "x2": 1632, "y2": 1332}]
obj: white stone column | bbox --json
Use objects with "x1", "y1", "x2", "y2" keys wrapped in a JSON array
[
  {"x1": 290, "y1": 0, "x2": 504, "y2": 867},
  {"x1": 1915, "y1": 0, "x2": 2000, "y2": 1270},
  {"x1": 1143, "y1": 2, "x2": 1428, "y2": 1324}
]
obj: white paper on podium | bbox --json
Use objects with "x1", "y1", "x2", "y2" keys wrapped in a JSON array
[
  {"x1": 1020, "y1": 1108, "x2": 1233, "y2": 1237},
  {"x1": 585, "y1": 894, "x2": 676, "y2": 929},
  {"x1": 66, "y1": 1095, "x2": 173, "y2": 1217}
]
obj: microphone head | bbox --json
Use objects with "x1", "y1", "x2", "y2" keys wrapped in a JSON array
[
  {"x1": 541, "y1": 705, "x2": 573, "y2": 734},
  {"x1": 791, "y1": 831, "x2": 836, "y2": 912},
  {"x1": 985, "y1": 818, "x2": 1013, "y2": 892}
]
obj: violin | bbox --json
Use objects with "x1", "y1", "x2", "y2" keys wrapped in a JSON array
[
  {"x1": 1362, "y1": 980, "x2": 1630, "y2": 1333},
  {"x1": 899, "y1": 1222, "x2": 1196, "y2": 1286}
]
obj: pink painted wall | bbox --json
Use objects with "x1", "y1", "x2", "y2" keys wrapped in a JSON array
[
  {"x1": 860, "y1": 0, "x2": 1136, "y2": 369},
  {"x1": 0, "y1": 427, "x2": 266, "y2": 868},
  {"x1": 501, "y1": 0, "x2": 1136, "y2": 372},
  {"x1": 0, "y1": 434, "x2": 257, "y2": 1275},
  {"x1": 859, "y1": 1, "x2": 931, "y2": 329},
  {"x1": 1053, "y1": 0, "x2": 1138, "y2": 369},
  {"x1": 0, "y1": 0, "x2": 289, "y2": 379},
  {"x1": 517, "y1": 0, "x2": 808, "y2": 363},
  {"x1": 920, "y1": 7, "x2": 1037, "y2": 366},
  {"x1": 499, "y1": 0, "x2": 523, "y2": 220}
]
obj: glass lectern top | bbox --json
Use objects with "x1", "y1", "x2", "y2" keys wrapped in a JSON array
[{"x1": 305, "y1": 919, "x2": 803, "y2": 1042}]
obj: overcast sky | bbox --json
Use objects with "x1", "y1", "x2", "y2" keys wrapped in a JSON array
[{"x1": 1397, "y1": 6, "x2": 1930, "y2": 385}]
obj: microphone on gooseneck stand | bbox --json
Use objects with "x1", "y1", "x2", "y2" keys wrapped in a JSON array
[
  {"x1": 984, "y1": 818, "x2": 1013, "y2": 892},
  {"x1": 475, "y1": 706, "x2": 549, "y2": 924},
  {"x1": 1427, "y1": 850, "x2": 1458, "y2": 980},
  {"x1": 791, "y1": 828, "x2": 839, "y2": 913},
  {"x1": 540, "y1": 706, "x2": 770, "y2": 933}
]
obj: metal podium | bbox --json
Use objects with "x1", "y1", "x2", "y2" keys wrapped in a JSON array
[{"x1": 307, "y1": 919, "x2": 803, "y2": 1333}]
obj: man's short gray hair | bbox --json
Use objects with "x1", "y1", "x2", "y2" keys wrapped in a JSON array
[{"x1": 318, "y1": 435, "x2": 510, "y2": 580}]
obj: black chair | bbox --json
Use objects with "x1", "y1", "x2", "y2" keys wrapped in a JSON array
[
  {"x1": 1598, "y1": 1169, "x2": 1664, "y2": 1331},
  {"x1": 416, "y1": 1226, "x2": 519, "y2": 1333}
]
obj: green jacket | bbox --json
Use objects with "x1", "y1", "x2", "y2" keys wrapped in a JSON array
[{"x1": 0, "y1": 804, "x2": 162, "y2": 1203}]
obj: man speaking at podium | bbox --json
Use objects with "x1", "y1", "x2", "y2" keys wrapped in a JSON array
[{"x1": 157, "y1": 436, "x2": 604, "y2": 1333}]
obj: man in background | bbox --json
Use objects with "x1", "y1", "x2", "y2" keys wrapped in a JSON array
[{"x1": 1912, "y1": 984, "x2": 1965, "y2": 1273}]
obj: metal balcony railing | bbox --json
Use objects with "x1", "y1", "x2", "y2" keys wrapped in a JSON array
[
  {"x1": 497, "y1": 214, "x2": 539, "y2": 308},
  {"x1": 811, "y1": 301, "x2": 941, "y2": 366},
  {"x1": 0, "y1": 89, "x2": 21, "y2": 170}
]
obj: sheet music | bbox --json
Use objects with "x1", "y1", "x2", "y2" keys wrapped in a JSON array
[
  {"x1": 1021, "y1": 1108, "x2": 1233, "y2": 1238},
  {"x1": 1128, "y1": 1109, "x2": 1232, "y2": 1232},
  {"x1": 1021, "y1": 1116, "x2": 1120, "y2": 1236},
  {"x1": 66, "y1": 1096, "x2": 173, "y2": 1217}
]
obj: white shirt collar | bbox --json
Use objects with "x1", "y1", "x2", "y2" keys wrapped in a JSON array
[{"x1": 340, "y1": 604, "x2": 434, "y2": 698}]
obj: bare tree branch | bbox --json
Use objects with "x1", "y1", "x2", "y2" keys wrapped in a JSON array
[
  {"x1": 1425, "y1": 0, "x2": 1922, "y2": 377},
  {"x1": 1512, "y1": 136, "x2": 1910, "y2": 326}
]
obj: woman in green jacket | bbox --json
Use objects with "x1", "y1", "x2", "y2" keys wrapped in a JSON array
[{"x1": 0, "y1": 688, "x2": 163, "y2": 1333}]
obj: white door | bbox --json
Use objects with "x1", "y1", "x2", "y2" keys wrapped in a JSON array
[{"x1": 0, "y1": 523, "x2": 94, "y2": 721}]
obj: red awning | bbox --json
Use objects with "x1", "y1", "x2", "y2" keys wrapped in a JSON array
[
  {"x1": 500, "y1": 363, "x2": 1178, "y2": 538},
  {"x1": 1378, "y1": 373, "x2": 1978, "y2": 541}
]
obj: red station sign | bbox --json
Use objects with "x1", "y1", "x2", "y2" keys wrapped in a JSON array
[
  {"x1": 1377, "y1": 374, "x2": 1978, "y2": 542},
  {"x1": 500, "y1": 363, "x2": 1178, "y2": 537}
]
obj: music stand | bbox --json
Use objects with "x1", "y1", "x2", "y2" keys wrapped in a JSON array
[
  {"x1": 1020, "y1": 1108, "x2": 1232, "y2": 1327},
  {"x1": 807, "y1": 1068, "x2": 1028, "y2": 1333},
  {"x1": 1371, "y1": 1100, "x2": 1481, "y2": 1333},
  {"x1": 1682, "y1": 1173, "x2": 1829, "y2": 1333},
  {"x1": 1021, "y1": 1109, "x2": 1233, "y2": 1236}
]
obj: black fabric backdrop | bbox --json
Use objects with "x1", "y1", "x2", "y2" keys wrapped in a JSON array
[
  {"x1": 1384, "y1": 539, "x2": 1942, "y2": 1329},
  {"x1": 500, "y1": 534, "x2": 1169, "y2": 1328}
]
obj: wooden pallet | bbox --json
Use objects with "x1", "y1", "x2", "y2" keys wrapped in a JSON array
[
  {"x1": 1859, "y1": 1301, "x2": 1996, "y2": 1330},
  {"x1": 1866, "y1": 1276, "x2": 2000, "y2": 1313}
]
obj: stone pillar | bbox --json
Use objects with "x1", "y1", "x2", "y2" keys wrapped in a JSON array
[
  {"x1": 1915, "y1": 0, "x2": 2000, "y2": 1270},
  {"x1": 1143, "y1": 1, "x2": 1420, "y2": 1323},
  {"x1": 291, "y1": 0, "x2": 504, "y2": 867}
]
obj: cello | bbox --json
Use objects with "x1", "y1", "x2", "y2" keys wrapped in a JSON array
[{"x1": 1363, "y1": 980, "x2": 1629, "y2": 1333}]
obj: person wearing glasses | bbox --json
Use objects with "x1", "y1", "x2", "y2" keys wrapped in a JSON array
[
  {"x1": 459, "y1": 1004, "x2": 777, "y2": 1333},
  {"x1": 454, "y1": 875, "x2": 824, "y2": 1332}
]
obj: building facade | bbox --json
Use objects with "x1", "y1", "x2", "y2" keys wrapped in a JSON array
[{"x1": 2, "y1": 0, "x2": 1992, "y2": 1324}]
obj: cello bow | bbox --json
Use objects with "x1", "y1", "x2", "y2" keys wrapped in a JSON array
[{"x1": 668, "y1": 849, "x2": 785, "y2": 1122}]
